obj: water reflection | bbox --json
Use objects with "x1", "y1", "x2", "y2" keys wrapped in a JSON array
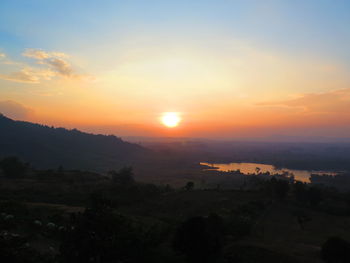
[{"x1": 200, "y1": 162, "x2": 336, "y2": 183}]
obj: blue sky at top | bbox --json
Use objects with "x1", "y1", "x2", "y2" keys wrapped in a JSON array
[{"x1": 0, "y1": 0, "x2": 349, "y2": 65}]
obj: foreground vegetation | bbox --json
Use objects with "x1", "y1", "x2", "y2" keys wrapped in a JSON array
[{"x1": 1, "y1": 157, "x2": 350, "y2": 263}]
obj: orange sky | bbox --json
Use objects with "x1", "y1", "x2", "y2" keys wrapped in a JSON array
[{"x1": 1, "y1": 1, "x2": 350, "y2": 140}]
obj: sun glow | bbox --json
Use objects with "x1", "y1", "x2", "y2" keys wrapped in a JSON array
[{"x1": 161, "y1": 112, "x2": 181, "y2": 128}]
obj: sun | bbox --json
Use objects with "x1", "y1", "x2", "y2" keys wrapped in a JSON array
[{"x1": 161, "y1": 112, "x2": 181, "y2": 128}]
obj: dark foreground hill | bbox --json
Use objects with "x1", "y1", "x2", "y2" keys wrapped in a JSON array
[
  {"x1": 0, "y1": 114, "x2": 149, "y2": 170},
  {"x1": 1, "y1": 167, "x2": 350, "y2": 263}
]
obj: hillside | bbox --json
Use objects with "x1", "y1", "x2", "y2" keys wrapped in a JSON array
[
  {"x1": 0, "y1": 114, "x2": 149, "y2": 171},
  {"x1": 1, "y1": 167, "x2": 350, "y2": 263}
]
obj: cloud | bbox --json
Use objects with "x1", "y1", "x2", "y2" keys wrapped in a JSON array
[
  {"x1": 22, "y1": 49, "x2": 50, "y2": 59},
  {"x1": 45, "y1": 58, "x2": 74, "y2": 77},
  {"x1": 0, "y1": 67, "x2": 57, "y2": 83},
  {"x1": 0, "y1": 69, "x2": 40, "y2": 83},
  {"x1": 258, "y1": 88, "x2": 350, "y2": 114},
  {"x1": 0, "y1": 49, "x2": 86, "y2": 83},
  {"x1": 22, "y1": 49, "x2": 68, "y2": 59},
  {"x1": 22, "y1": 48, "x2": 77, "y2": 78},
  {"x1": 0, "y1": 100, "x2": 34, "y2": 120}
]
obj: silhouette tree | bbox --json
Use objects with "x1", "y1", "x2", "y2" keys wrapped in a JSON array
[
  {"x1": 0, "y1": 156, "x2": 28, "y2": 177},
  {"x1": 293, "y1": 182, "x2": 323, "y2": 207},
  {"x1": 109, "y1": 167, "x2": 135, "y2": 185},
  {"x1": 57, "y1": 165, "x2": 64, "y2": 174},
  {"x1": 60, "y1": 208, "x2": 162, "y2": 263},
  {"x1": 173, "y1": 215, "x2": 224, "y2": 263},
  {"x1": 269, "y1": 177, "x2": 289, "y2": 200},
  {"x1": 307, "y1": 186, "x2": 323, "y2": 207},
  {"x1": 293, "y1": 210, "x2": 312, "y2": 230},
  {"x1": 185, "y1": 181, "x2": 195, "y2": 191},
  {"x1": 88, "y1": 192, "x2": 113, "y2": 211},
  {"x1": 321, "y1": 237, "x2": 350, "y2": 263},
  {"x1": 293, "y1": 181, "x2": 308, "y2": 204}
]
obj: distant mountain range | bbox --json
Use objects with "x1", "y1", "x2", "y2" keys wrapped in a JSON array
[{"x1": 0, "y1": 114, "x2": 149, "y2": 171}]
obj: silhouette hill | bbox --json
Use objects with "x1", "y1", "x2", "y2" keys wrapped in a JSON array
[{"x1": 0, "y1": 114, "x2": 149, "y2": 170}]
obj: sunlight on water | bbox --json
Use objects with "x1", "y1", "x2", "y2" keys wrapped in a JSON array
[{"x1": 200, "y1": 162, "x2": 336, "y2": 183}]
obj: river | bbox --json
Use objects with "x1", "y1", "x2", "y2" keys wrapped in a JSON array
[{"x1": 200, "y1": 162, "x2": 336, "y2": 183}]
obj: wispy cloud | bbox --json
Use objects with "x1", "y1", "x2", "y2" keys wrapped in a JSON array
[
  {"x1": 22, "y1": 49, "x2": 69, "y2": 60},
  {"x1": 0, "y1": 67, "x2": 57, "y2": 83},
  {"x1": 0, "y1": 49, "x2": 87, "y2": 83},
  {"x1": 258, "y1": 88, "x2": 350, "y2": 114},
  {"x1": 22, "y1": 48, "x2": 79, "y2": 78},
  {"x1": 0, "y1": 69, "x2": 40, "y2": 83},
  {"x1": 45, "y1": 58, "x2": 74, "y2": 77}
]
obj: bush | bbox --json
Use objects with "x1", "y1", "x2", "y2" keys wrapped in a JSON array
[
  {"x1": 60, "y1": 208, "x2": 164, "y2": 263},
  {"x1": 268, "y1": 177, "x2": 290, "y2": 200},
  {"x1": 173, "y1": 214, "x2": 224, "y2": 263},
  {"x1": 185, "y1": 181, "x2": 194, "y2": 191},
  {"x1": 109, "y1": 167, "x2": 135, "y2": 185},
  {"x1": 0, "y1": 157, "x2": 28, "y2": 178},
  {"x1": 321, "y1": 237, "x2": 350, "y2": 263},
  {"x1": 0, "y1": 232, "x2": 46, "y2": 263},
  {"x1": 223, "y1": 244, "x2": 296, "y2": 263}
]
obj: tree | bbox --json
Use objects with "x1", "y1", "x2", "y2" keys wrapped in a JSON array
[
  {"x1": 88, "y1": 192, "x2": 112, "y2": 211},
  {"x1": 110, "y1": 167, "x2": 135, "y2": 185},
  {"x1": 0, "y1": 157, "x2": 28, "y2": 177},
  {"x1": 57, "y1": 165, "x2": 64, "y2": 174},
  {"x1": 307, "y1": 186, "x2": 323, "y2": 207},
  {"x1": 293, "y1": 181, "x2": 308, "y2": 204},
  {"x1": 321, "y1": 237, "x2": 350, "y2": 263},
  {"x1": 60, "y1": 208, "x2": 162, "y2": 263},
  {"x1": 294, "y1": 210, "x2": 312, "y2": 230},
  {"x1": 293, "y1": 182, "x2": 323, "y2": 207},
  {"x1": 269, "y1": 177, "x2": 289, "y2": 200},
  {"x1": 185, "y1": 181, "x2": 195, "y2": 191},
  {"x1": 173, "y1": 215, "x2": 224, "y2": 263}
]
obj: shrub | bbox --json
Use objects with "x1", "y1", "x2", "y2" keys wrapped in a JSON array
[{"x1": 321, "y1": 236, "x2": 350, "y2": 263}]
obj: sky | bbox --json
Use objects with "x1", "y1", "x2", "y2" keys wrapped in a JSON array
[{"x1": 1, "y1": 0, "x2": 350, "y2": 139}]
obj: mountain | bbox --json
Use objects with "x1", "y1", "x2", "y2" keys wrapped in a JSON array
[{"x1": 0, "y1": 114, "x2": 149, "y2": 171}]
